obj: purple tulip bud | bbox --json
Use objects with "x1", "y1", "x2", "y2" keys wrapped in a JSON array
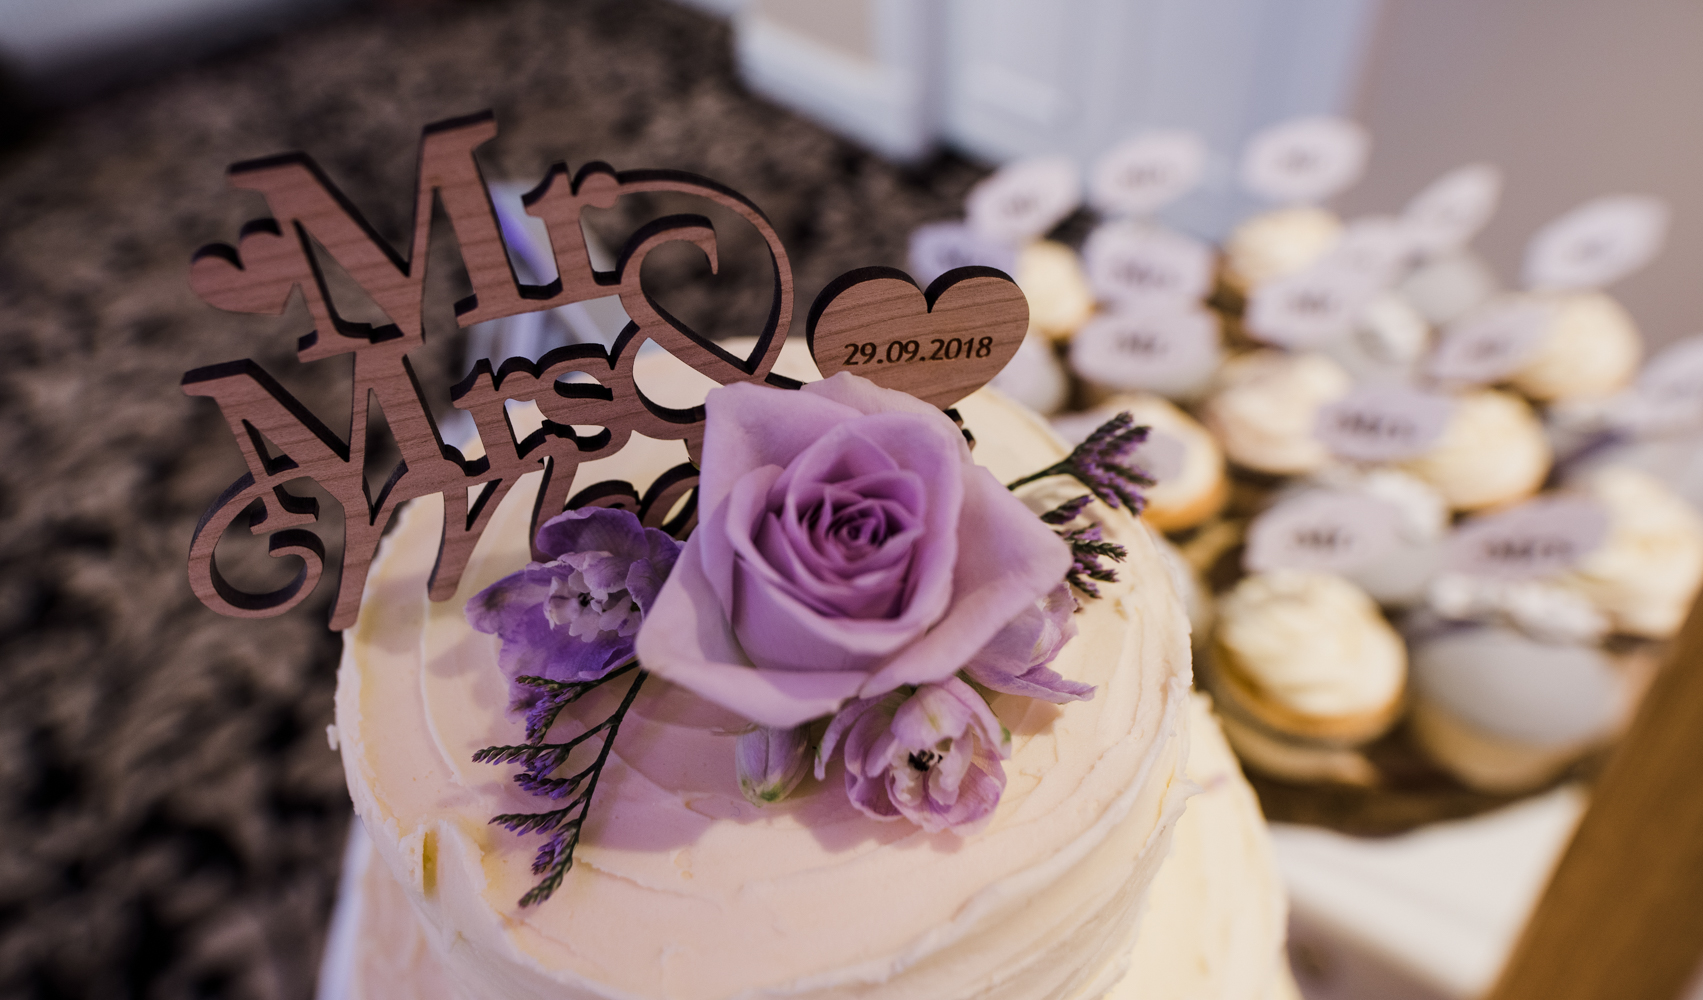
[{"x1": 735, "y1": 725, "x2": 811, "y2": 805}]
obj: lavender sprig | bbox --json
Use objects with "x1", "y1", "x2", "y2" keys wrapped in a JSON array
[
  {"x1": 1039, "y1": 494, "x2": 1093, "y2": 525},
  {"x1": 475, "y1": 664, "x2": 648, "y2": 907},
  {"x1": 1008, "y1": 412, "x2": 1154, "y2": 513},
  {"x1": 1058, "y1": 523, "x2": 1126, "y2": 599},
  {"x1": 1037, "y1": 495, "x2": 1128, "y2": 599},
  {"x1": 512, "y1": 663, "x2": 640, "y2": 743}
]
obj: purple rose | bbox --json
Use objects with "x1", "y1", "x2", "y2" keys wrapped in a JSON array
[
  {"x1": 635, "y1": 373, "x2": 1071, "y2": 728},
  {"x1": 467, "y1": 507, "x2": 681, "y2": 694},
  {"x1": 962, "y1": 584, "x2": 1095, "y2": 704},
  {"x1": 816, "y1": 677, "x2": 1011, "y2": 834}
]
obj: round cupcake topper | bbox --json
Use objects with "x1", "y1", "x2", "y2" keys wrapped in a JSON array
[
  {"x1": 1523, "y1": 195, "x2": 1669, "y2": 291},
  {"x1": 1068, "y1": 303, "x2": 1221, "y2": 394},
  {"x1": 1244, "y1": 264, "x2": 1370, "y2": 348},
  {"x1": 1082, "y1": 221, "x2": 1214, "y2": 306},
  {"x1": 1430, "y1": 297, "x2": 1554, "y2": 386},
  {"x1": 1240, "y1": 116, "x2": 1370, "y2": 205},
  {"x1": 1403, "y1": 164, "x2": 1502, "y2": 259},
  {"x1": 1315, "y1": 384, "x2": 1454, "y2": 463},
  {"x1": 1245, "y1": 490, "x2": 1403, "y2": 574},
  {"x1": 1611, "y1": 335, "x2": 1703, "y2": 435},
  {"x1": 965, "y1": 156, "x2": 1082, "y2": 244},
  {"x1": 908, "y1": 221, "x2": 1019, "y2": 288},
  {"x1": 1088, "y1": 131, "x2": 1207, "y2": 217},
  {"x1": 1445, "y1": 496, "x2": 1610, "y2": 580}
]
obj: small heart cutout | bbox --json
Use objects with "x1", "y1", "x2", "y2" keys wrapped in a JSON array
[
  {"x1": 807, "y1": 266, "x2": 1029, "y2": 409},
  {"x1": 188, "y1": 222, "x2": 304, "y2": 315}
]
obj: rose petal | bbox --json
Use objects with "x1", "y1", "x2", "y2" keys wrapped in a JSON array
[
  {"x1": 635, "y1": 537, "x2": 868, "y2": 728},
  {"x1": 962, "y1": 584, "x2": 1094, "y2": 704},
  {"x1": 891, "y1": 683, "x2": 976, "y2": 750},
  {"x1": 802, "y1": 371, "x2": 949, "y2": 422},
  {"x1": 699, "y1": 383, "x2": 865, "y2": 515},
  {"x1": 720, "y1": 415, "x2": 966, "y2": 673},
  {"x1": 857, "y1": 464, "x2": 1071, "y2": 696}
]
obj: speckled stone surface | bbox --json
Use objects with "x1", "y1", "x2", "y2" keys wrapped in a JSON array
[{"x1": 0, "y1": 3, "x2": 987, "y2": 995}]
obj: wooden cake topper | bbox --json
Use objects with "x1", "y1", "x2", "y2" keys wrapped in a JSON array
[
  {"x1": 183, "y1": 110, "x2": 1029, "y2": 630},
  {"x1": 807, "y1": 266, "x2": 1028, "y2": 409}
]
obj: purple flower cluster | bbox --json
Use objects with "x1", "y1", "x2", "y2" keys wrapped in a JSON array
[
  {"x1": 817, "y1": 677, "x2": 1010, "y2": 834},
  {"x1": 466, "y1": 507, "x2": 677, "y2": 907},
  {"x1": 468, "y1": 507, "x2": 680, "y2": 699},
  {"x1": 469, "y1": 378, "x2": 1118, "y2": 849},
  {"x1": 804, "y1": 581, "x2": 1091, "y2": 832}
]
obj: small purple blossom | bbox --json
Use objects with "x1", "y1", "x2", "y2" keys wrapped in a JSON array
[
  {"x1": 467, "y1": 507, "x2": 681, "y2": 701},
  {"x1": 816, "y1": 677, "x2": 1011, "y2": 835},
  {"x1": 962, "y1": 584, "x2": 1095, "y2": 703}
]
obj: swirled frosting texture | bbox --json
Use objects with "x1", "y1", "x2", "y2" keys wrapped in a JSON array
[{"x1": 337, "y1": 387, "x2": 1195, "y2": 1000}]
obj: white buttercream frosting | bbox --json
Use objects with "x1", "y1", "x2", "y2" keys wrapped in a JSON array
[
  {"x1": 339, "y1": 697, "x2": 1295, "y2": 1000},
  {"x1": 1215, "y1": 571, "x2": 1406, "y2": 719},
  {"x1": 1016, "y1": 241, "x2": 1096, "y2": 340},
  {"x1": 336, "y1": 374, "x2": 1227, "y2": 1000},
  {"x1": 1510, "y1": 292, "x2": 1641, "y2": 403},
  {"x1": 1400, "y1": 389, "x2": 1551, "y2": 511},
  {"x1": 1203, "y1": 351, "x2": 1351, "y2": 476},
  {"x1": 1220, "y1": 207, "x2": 1343, "y2": 293},
  {"x1": 1427, "y1": 574, "x2": 1609, "y2": 645},
  {"x1": 1398, "y1": 251, "x2": 1499, "y2": 327},
  {"x1": 1555, "y1": 466, "x2": 1703, "y2": 638}
]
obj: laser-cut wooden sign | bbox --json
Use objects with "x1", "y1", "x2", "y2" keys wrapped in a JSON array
[
  {"x1": 183, "y1": 110, "x2": 1029, "y2": 630},
  {"x1": 807, "y1": 265, "x2": 1028, "y2": 409}
]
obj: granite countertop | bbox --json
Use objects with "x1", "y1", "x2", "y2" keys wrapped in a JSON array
[{"x1": 0, "y1": 2, "x2": 983, "y2": 994}]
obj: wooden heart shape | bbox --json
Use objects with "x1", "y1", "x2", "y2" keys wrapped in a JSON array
[
  {"x1": 807, "y1": 266, "x2": 1029, "y2": 409},
  {"x1": 188, "y1": 223, "x2": 301, "y2": 315}
]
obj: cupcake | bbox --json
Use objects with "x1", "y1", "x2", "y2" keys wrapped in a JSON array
[
  {"x1": 1427, "y1": 574, "x2": 1609, "y2": 646},
  {"x1": 1398, "y1": 250, "x2": 1499, "y2": 327},
  {"x1": 1202, "y1": 350, "x2": 1352, "y2": 476},
  {"x1": 1068, "y1": 303, "x2": 1224, "y2": 402},
  {"x1": 1220, "y1": 206, "x2": 1343, "y2": 294},
  {"x1": 1053, "y1": 395, "x2": 1228, "y2": 533},
  {"x1": 1309, "y1": 467, "x2": 1450, "y2": 607},
  {"x1": 1407, "y1": 624, "x2": 1651, "y2": 793},
  {"x1": 1400, "y1": 389, "x2": 1551, "y2": 511},
  {"x1": 989, "y1": 330, "x2": 1070, "y2": 416},
  {"x1": 1321, "y1": 292, "x2": 1432, "y2": 384},
  {"x1": 1554, "y1": 466, "x2": 1703, "y2": 639},
  {"x1": 1208, "y1": 571, "x2": 1406, "y2": 784},
  {"x1": 1016, "y1": 240, "x2": 1096, "y2": 341},
  {"x1": 1508, "y1": 292, "x2": 1642, "y2": 403}
]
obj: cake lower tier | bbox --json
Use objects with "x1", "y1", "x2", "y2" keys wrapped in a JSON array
[{"x1": 327, "y1": 697, "x2": 1296, "y2": 1000}]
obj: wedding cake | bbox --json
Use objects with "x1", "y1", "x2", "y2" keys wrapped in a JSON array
[{"x1": 329, "y1": 343, "x2": 1296, "y2": 1000}]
